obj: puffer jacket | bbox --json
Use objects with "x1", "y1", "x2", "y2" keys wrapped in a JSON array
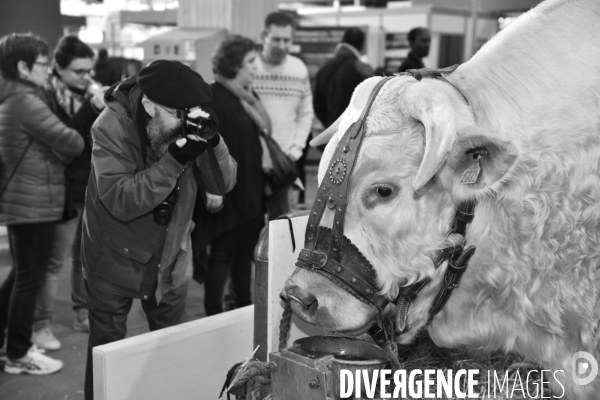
[{"x1": 0, "y1": 78, "x2": 84, "y2": 225}]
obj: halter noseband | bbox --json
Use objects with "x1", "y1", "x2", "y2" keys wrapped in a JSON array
[{"x1": 294, "y1": 66, "x2": 477, "y2": 344}]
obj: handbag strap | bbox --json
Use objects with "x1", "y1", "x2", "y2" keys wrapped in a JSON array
[{"x1": 0, "y1": 138, "x2": 34, "y2": 199}]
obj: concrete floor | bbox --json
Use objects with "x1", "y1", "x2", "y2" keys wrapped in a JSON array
[{"x1": 0, "y1": 156, "x2": 321, "y2": 400}]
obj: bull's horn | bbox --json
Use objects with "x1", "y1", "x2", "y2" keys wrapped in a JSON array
[
  {"x1": 310, "y1": 113, "x2": 344, "y2": 147},
  {"x1": 404, "y1": 83, "x2": 457, "y2": 192}
]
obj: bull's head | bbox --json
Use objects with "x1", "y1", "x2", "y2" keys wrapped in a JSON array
[{"x1": 281, "y1": 75, "x2": 519, "y2": 341}]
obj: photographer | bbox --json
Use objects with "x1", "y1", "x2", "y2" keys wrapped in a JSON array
[{"x1": 81, "y1": 60, "x2": 236, "y2": 400}]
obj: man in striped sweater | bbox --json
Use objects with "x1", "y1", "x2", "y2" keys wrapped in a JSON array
[{"x1": 253, "y1": 11, "x2": 314, "y2": 219}]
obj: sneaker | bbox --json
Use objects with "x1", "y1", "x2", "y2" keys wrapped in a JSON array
[
  {"x1": 73, "y1": 313, "x2": 90, "y2": 333},
  {"x1": 4, "y1": 345, "x2": 63, "y2": 375},
  {"x1": 31, "y1": 328, "x2": 61, "y2": 351}
]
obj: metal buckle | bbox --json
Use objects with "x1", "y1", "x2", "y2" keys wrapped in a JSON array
[
  {"x1": 444, "y1": 274, "x2": 459, "y2": 290},
  {"x1": 314, "y1": 252, "x2": 328, "y2": 269}
]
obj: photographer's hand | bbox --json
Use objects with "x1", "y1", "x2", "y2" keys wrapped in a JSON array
[
  {"x1": 90, "y1": 86, "x2": 109, "y2": 112},
  {"x1": 188, "y1": 107, "x2": 210, "y2": 119},
  {"x1": 206, "y1": 193, "x2": 223, "y2": 213},
  {"x1": 168, "y1": 135, "x2": 207, "y2": 165}
]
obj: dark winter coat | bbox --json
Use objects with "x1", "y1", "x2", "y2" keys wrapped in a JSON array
[
  {"x1": 192, "y1": 82, "x2": 266, "y2": 277},
  {"x1": 82, "y1": 76, "x2": 237, "y2": 302},
  {"x1": 397, "y1": 51, "x2": 425, "y2": 73},
  {"x1": 0, "y1": 78, "x2": 84, "y2": 224},
  {"x1": 313, "y1": 45, "x2": 374, "y2": 128}
]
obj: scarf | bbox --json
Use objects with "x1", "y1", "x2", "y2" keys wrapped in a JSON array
[
  {"x1": 215, "y1": 74, "x2": 274, "y2": 173},
  {"x1": 49, "y1": 74, "x2": 87, "y2": 117}
]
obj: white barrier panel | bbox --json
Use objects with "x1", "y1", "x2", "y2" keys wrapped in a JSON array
[
  {"x1": 93, "y1": 305, "x2": 254, "y2": 400},
  {"x1": 267, "y1": 216, "x2": 326, "y2": 358}
]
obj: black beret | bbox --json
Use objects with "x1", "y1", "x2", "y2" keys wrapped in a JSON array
[{"x1": 137, "y1": 60, "x2": 212, "y2": 109}]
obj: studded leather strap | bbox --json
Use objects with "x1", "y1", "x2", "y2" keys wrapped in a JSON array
[{"x1": 304, "y1": 77, "x2": 394, "y2": 262}]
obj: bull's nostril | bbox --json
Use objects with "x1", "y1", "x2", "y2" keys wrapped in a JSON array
[
  {"x1": 279, "y1": 293, "x2": 289, "y2": 303},
  {"x1": 302, "y1": 296, "x2": 317, "y2": 308}
]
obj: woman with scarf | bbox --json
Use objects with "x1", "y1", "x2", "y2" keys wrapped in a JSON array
[
  {"x1": 31, "y1": 35, "x2": 107, "y2": 351},
  {"x1": 192, "y1": 35, "x2": 270, "y2": 315}
]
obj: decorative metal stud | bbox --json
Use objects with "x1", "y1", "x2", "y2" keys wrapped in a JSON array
[
  {"x1": 366, "y1": 288, "x2": 371, "y2": 294},
  {"x1": 342, "y1": 145, "x2": 350, "y2": 153},
  {"x1": 329, "y1": 158, "x2": 347, "y2": 185},
  {"x1": 327, "y1": 195, "x2": 336, "y2": 209},
  {"x1": 336, "y1": 267, "x2": 342, "y2": 273},
  {"x1": 351, "y1": 277, "x2": 357, "y2": 283}
]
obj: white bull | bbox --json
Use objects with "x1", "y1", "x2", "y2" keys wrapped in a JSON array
[{"x1": 282, "y1": 0, "x2": 600, "y2": 397}]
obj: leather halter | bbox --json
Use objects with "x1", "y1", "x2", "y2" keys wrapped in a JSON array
[
  {"x1": 297, "y1": 76, "x2": 394, "y2": 312},
  {"x1": 295, "y1": 67, "x2": 477, "y2": 344}
]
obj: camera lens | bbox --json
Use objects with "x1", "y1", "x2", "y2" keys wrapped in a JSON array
[
  {"x1": 196, "y1": 121, "x2": 210, "y2": 135},
  {"x1": 185, "y1": 117, "x2": 217, "y2": 139}
]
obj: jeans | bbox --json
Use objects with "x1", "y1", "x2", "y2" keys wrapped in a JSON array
[
  {"x1": 33, "y1": 204, "x2": 87, "y2": 330},
  {"x1": 0, "y1": 222, "x2": 56, "y2": 359},
  {"x1": 204, "y1": 216, "x2": 264, "y2": 316},
  {"x1": 84, "y1": 277, "x2": 188, "y2": 400}
]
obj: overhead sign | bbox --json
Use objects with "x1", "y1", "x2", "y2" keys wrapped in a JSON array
[{"x1": 385, "y1": 32, "x2": 409, "y2": 50}]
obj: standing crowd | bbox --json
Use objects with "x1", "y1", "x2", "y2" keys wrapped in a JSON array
[{"x1": 0, "y1": 10, "x2": 413, "y2": 399}]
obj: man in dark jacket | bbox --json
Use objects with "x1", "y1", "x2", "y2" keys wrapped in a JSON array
[
  {"x1": 313, "y1": 27, "x2": 374, "y2": 128},
  {"x1": 92, "y1": 48, "x2": 121, "y2": 86},
  {"x1": 81, "y1": 60, "x2": 237, "y2": 399},
  {"x1": 397, "y1": 27, "x2": 431, "y2": 73}
]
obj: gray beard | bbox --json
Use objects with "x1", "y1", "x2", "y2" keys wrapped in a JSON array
[{"x1": 146, "y1": 117, "x2": 181, "y2": 160}]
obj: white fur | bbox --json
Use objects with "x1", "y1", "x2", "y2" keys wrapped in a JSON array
[{"x1": 286, "y1": 0, "x2": 600, "y2": 398}]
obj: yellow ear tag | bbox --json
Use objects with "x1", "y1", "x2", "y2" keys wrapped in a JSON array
[{"x1": 460, "y1": 159, "x2": 481, "y2": 184}]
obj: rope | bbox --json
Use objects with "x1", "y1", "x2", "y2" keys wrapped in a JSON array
[
  {"x1": 385, "y1": 340, "x2": 401, "y2": 372},
  {"x1": 231, "y1": 360, "x2": 278, "y2": 400},
  {"x1": 278, "y1": 301, "x2": 293, "y2": 351},
  {"x1": 224, "y1": 303, "x2": 292, "y2": 400}
]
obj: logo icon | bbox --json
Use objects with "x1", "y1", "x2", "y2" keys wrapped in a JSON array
[{"x1": 572, "y1": 351, "x2": 598, "y2": 386}]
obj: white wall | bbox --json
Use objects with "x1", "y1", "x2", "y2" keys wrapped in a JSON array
[
  {"x1": 381, "y1": 12, "x2": 428, "y2": 32},
  {"x1": 93, "y1": 306, "x2": 254, "y2": 400}
]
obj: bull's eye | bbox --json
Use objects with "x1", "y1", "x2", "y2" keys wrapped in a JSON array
[
  {"x1": 363, "y1": 183, "x2": 398, "y2": 209},
  {"x1": 376, "y1": 186, "x2": 393, "y2": 197}
]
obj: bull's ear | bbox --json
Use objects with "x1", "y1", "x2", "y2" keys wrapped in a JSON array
[{"x1": 446, "y1": 126, "x2": 518, "y2": 194}]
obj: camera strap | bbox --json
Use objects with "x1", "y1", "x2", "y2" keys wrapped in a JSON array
[{"x1": 192, "y1": 144, "x2": 227, "y2": 206}]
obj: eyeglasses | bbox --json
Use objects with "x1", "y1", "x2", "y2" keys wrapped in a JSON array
[
  {"x1": 68, "y1": 68, "x2": 94, "y2": 77},
  {"x1": 154, "y1": 102, "x2": 179, "y2": 117}
]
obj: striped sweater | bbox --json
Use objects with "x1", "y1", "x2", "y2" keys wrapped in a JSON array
[{"x1": 253, "y1": 54, "x2": 314, "y2": 160}]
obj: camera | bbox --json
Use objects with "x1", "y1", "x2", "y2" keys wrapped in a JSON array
[
  {"x1": 176, "y1": 109, "x2": 218, "y2": 140},
  {"x1": 154, "y1": 188, "x2": 178, "y2": 225}
]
